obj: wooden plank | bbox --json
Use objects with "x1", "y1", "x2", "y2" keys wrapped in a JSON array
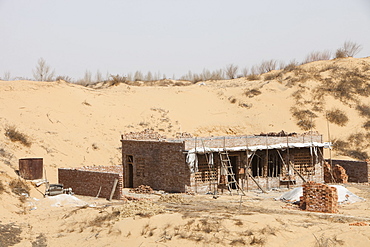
[{"x1": 109, "y1": 179, "x2": 119, "y2": 201}]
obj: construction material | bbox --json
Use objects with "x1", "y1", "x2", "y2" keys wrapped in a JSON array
[
  {"x1": 19, "y1": 158, "x2": 43, "y2": 180},
  {"x1": 129, "y1": 185, "x2": 154, "y2": 194},
  {"x1": 324, "y1": 162, "x2": 348, "y2": 183},
  {"x1": 299, "y1": 181, "x2": 338, "y2": 213}
]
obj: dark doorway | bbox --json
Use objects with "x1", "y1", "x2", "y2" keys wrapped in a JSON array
[
  {"x1": 228, "y1": 156, "x2": 238, "y2": 189},
  {"x1": 128, "y1": 164, "x2": 133, "y2": 188},
  {"x1": 251, "y1": 153, "x2": 263, "y2": 177}
]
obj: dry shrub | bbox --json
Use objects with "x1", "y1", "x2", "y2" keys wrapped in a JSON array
[
  {"x1": 264, "y1": 72, "x2": 281, "y2": 81},
  {"x1": 249, "y1": 236, "x2": 266, "y2": 246},
  {"x1": 326, "y1": 109, "x2": 349, "y2": 126},
  {"x1": 9, "y1": 179, "x2": 30, "y2": 196},
  {"x1": 31, "y1": 233, "x2": 47, "y2": 247},
  {"x1": 362, "y1": 120, "x2": 370, "y2": 130},
  {"x1": 283, "y1": 61, "x2": 299, "y2": 72},
  {"x1": 332, "y1": 138, "x2": 369, "y2": 160},
  {"x1": 4, "y1": 126, "x2": 31, "y2": 147},
  {"x1": 291, "y1": 108, "x2": 317, "y2": 131},
  {"x1": 245, "y1": 88, "x2": 262, "y2": 98},
  {"x1": 356, "y1": 104, "x2": 370, "y2": 118},
  {"x1": 0, "y1": 223, "x2": 22, "y2": 247},
  {"x1": 89, "y1": 210, "x2": 120, "y2": 227},
  {"x1": 228, "y1": 96, "x2": 237, "y2": 104},
  {"x1": 0, "y1": 181, "x2": 5, "y2": 194},
  {"x1": 246, "y1": 74, "x2": 261, "y2": 81},
  {"x1": 230, "y1": 238, "x2": 246, "y2": 246},
  {"x1": 303, "y1": 50, "x2": 331, "y2": 64}
]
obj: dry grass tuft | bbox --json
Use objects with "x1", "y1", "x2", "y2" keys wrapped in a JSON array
[
  {"x1": 4, "y1": 126, "x2": 31, "y2": 147},
  {"x1": 9, "y1": 179, "x2": 30, "y2": 196},
  {"x1": 246, "y1": 74, "x2": 261, "y2": 81},
  {"x1": 291, "y1": 108, "x2": 317, "y2": 130},
  {"x1": 249, "y1": 236, "x2": 266, "y2": 246},
  {"x1": 326, "y1": 109, "x2": 349, "y2": 126},
  {"x1": 0, "y1": 223, "x2": 22, "y2": 247},
  {"x1": 356, "y1": 104, "x2": 370, "y2": 118},
  {"x1": 362, "y1": 120, "x2": 370, "y2": 130},
  {"x1": 245, "y1": 88, "x2": 262, "y2": 98},
  {"x1": 230, "y1": 238, "x2": 246, "y2": 246},
  {"x1": 0, "y1": 181, "x2": 5, "y2": 194}
]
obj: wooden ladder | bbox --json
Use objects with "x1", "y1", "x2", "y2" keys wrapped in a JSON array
[{"x1": 219, "y1": 151, "x2": 245, "y2": 196}]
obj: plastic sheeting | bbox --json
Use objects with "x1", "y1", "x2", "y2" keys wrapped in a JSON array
[{"x1": 277, "y1": 185, "x2": 365, "y2": 204}]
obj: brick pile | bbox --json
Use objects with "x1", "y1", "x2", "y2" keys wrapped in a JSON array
[
  {"x1": 324, "y1": 162, "x2": 348, "y2": 183},
  {"x1": 121, "y1": 129, "x2": 166, "y2": 140},
  {"x1": 299, "y1": 181, "x2": 338, "y2": 213},
  {"x1": 129, "y1": 185, "x2": 154, "y2": 194}
]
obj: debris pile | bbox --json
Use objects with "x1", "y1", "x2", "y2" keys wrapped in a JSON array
[
  {"x1": 175, "y1": 132, "x2": 193, "y2": 138},
  {"x1": 256, "y1": 130, "x2": 297, "y2": 137},
  {"x1": 299, "y1": 181, "x2": 338, "y2": 213},
  {"x1": 349, "y1": 222, "x2": 369, "y2": 226},
  {"x1": 129, "y1": 185, "x2": 154, "y2": 194},
  {"x1": 324, "y1": 162, "x2": 348, "y2": 183},
  {"x1": 121, "y1": 129, "x2": 166, "y2": 140}
]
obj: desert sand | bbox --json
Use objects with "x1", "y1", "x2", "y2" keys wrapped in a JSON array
[{"x1": 0, "y1": 57, "x2": 370, "y2": 246}]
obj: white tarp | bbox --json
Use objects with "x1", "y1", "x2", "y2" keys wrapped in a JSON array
[
  {"x1": 187, "y1": 142, "x2": 331, "y2": 154},
  {"x1": 277, "y1": 185, "x2": 365, "y2": 204}
]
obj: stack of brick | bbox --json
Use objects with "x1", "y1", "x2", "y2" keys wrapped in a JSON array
[
  {"x1": 121, "y1": 129, "x2": 166, "y2": 140},
  {"x1": 129, "y1": 185, "x2": 154, "y2": 194},
  {"x1": 324, "y1": 162, "x2": 348, "y2": 183},
  {"x1": 299, "y1": 181, "x2": 338, "y2": 213}
]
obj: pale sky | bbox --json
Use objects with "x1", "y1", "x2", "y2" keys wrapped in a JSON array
[{"x1": 1, "y1": 0, "x2": 369, "y2": 81}]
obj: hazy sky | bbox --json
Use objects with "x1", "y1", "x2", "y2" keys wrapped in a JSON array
[{"x1": 1, "y1": 0, "x2": 369, "y2": 80}]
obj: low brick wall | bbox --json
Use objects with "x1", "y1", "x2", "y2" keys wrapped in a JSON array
[
  {"x1": 327, "y1": 160, "x2": 369, "y2": 183},
  {"x1": 300, "y1": 181, "x2": 338, "y2": 213},
  {"x1": 58, "y1": 167, "x2": 123, "y2": 200}
]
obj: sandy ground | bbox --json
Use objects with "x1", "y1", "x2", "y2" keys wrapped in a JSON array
[
  {"x1": 1, "y1": 185, "x2": 370, "y2": 247},
  {"x1": 0, "y1": 57, "x2": 370, "y2": 246}
]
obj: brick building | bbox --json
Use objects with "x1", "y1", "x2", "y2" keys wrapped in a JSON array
[{"x1": 121, "y1": 132, "x2": 330, "y2": 194}]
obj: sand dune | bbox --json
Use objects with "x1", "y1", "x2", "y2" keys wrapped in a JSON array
[{"x1": 0, "y1": 57, "x2": 370, "y2": 246}]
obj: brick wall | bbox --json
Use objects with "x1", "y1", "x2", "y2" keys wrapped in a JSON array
[
  {"x1": 121, "y1": 140, "x2": 189, "y2": 193},
  {"x1": 58, "y1": 167, "x2": 123, "y2": 200},
  {"x1": 327, "y1": 160, "x2": 369, "y2": 183},
  {"x1": 300, "y1": 182, "x2": 338, "y2": 213}
]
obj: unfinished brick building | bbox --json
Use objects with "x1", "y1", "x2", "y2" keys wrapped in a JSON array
[{"x1": 121, "y1": 131, "x2": 330, "y2": 194}]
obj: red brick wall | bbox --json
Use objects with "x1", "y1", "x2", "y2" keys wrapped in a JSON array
[
  {"x1": 58, "y1": 168, "x2": 123, "y2": 200},
  {"x1": 300, "y1": 182, "x2": 338, "y2": 213},
  {"x1": 327, "y1": 159, "x2": 369, "y2": 183},
  {"x1": 121, "y1": 140, "x2": 189, "y2": 193}
]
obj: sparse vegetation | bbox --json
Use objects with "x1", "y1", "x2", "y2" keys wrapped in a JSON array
[
  {"x1": 0, "y1": 181, "x2": 5, "y2": 194},
  {"x1": 335, "y1": 41, "x2": 362, "y2": 58},
  {"x1": 291, "y1": 108, "x2": 317, "y2": 131},
  {"x1": 303, "y1": 50, "x2": 332, "y2": 64},
  {"x1": 326, "y1": 109, "x2": 349, "y2": 126},
  {"x1": 245, "y1": 88, "x2": 262, "y2": 98},
  {"x1": 33, "y1": 57, "x2": 55, "y2": 82},
  {"x1": 9, "y1": 179, "x2": 30, "y2": 196},
  {"x1": 4, "y1": 126, "x2": 31, "y2": 147},
  {"x1": 246, "y1": 74, "x2": 261, "y2": 81}
]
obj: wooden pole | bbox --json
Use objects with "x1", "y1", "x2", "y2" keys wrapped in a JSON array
[{"x1": 109, "y1": 179, "x2": 119, "y2": 201}]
